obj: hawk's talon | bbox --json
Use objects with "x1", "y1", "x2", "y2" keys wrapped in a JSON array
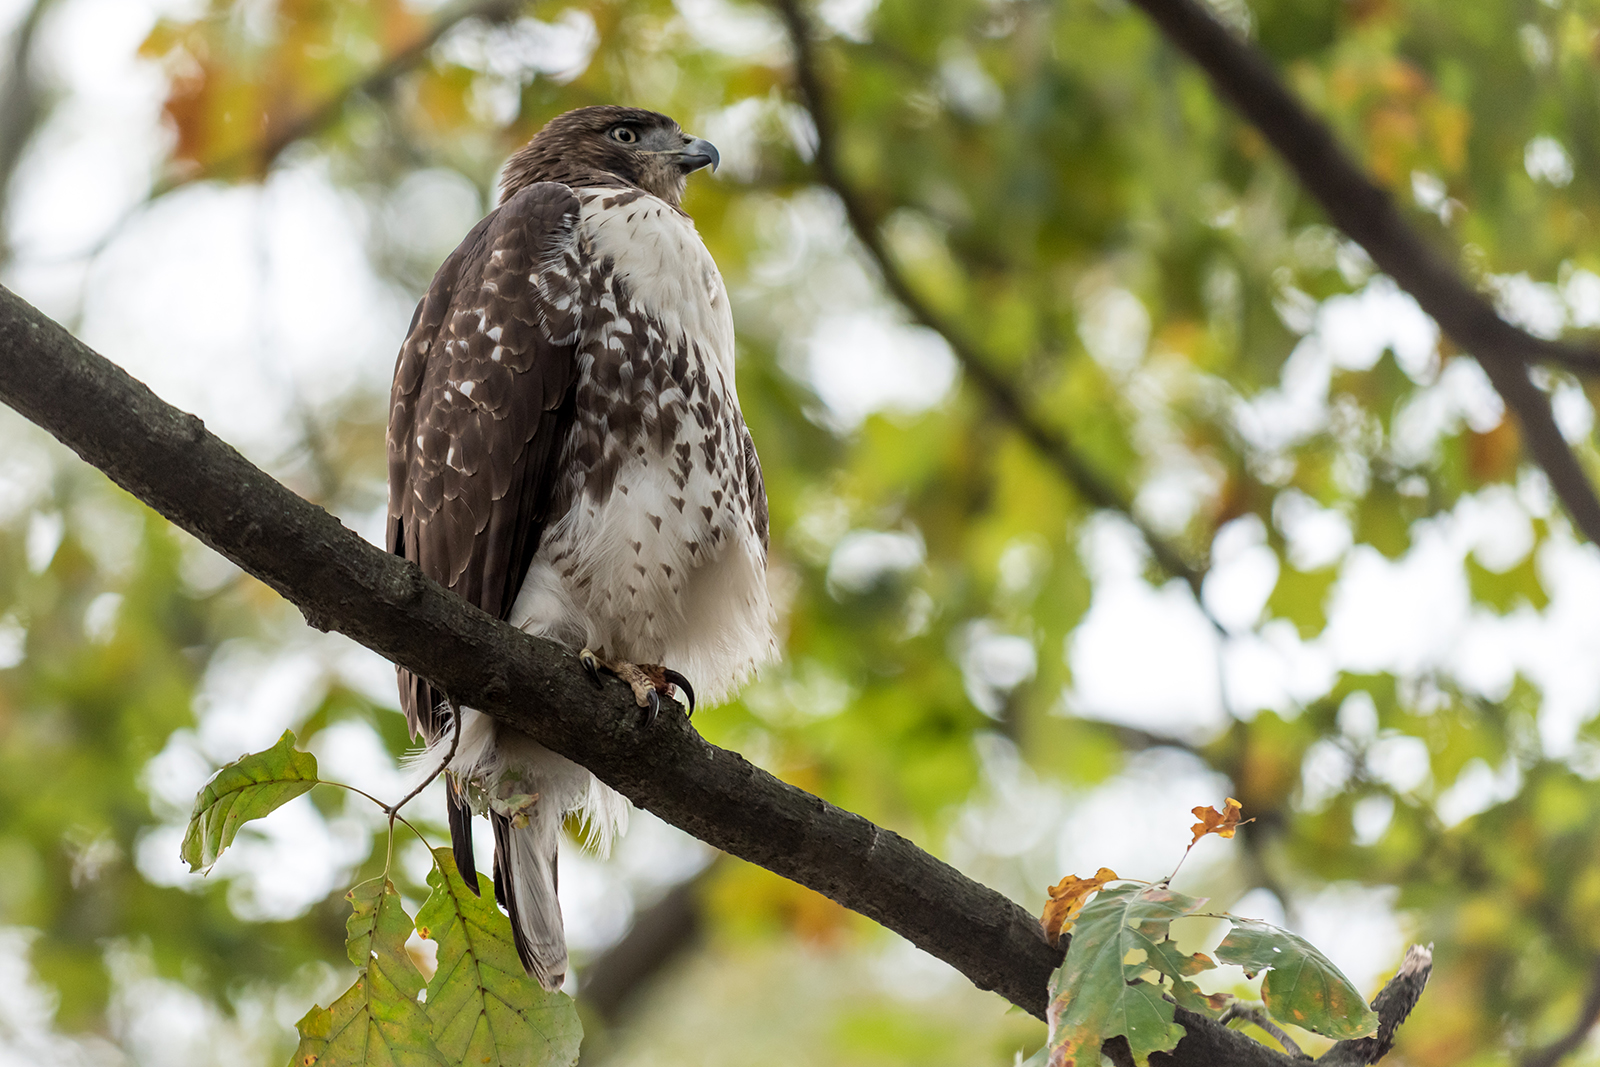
[
  {"x1": 577, "y1": 649, "x2": 695, "y2": 725},
  {"x1": 662, "y1": 669, "x2": 696, "y2": 715},
  {"x1": 579, "y1": 648, "x2": 604, "y2": 688}
]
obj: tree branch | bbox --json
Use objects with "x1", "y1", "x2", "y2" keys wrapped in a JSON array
[
  {"x1": 1520, "y1": 952, "x2": 1600, "y2": 1067},
  {"x1": 1319, "y1": 944, "x2": 1433, "y2": 1066},
  {"x1": 166, "y1": 0, "x2": 521, "y2": 187},
  {"x1": 1125, "y1": 0, "x2": 1600, "y2": 547},
  {"x1": 0, "y1": 287, "x2": 1425, "y2": 1065},
  {"x1": 41, "y1": 0, "x2": 518, "y2": 269},
  {"x1": 770, "y1": 0, "x2": 1213, "y2": 605},
  {"x1": 0, "y1": 0, "x2": 57, "y2": 267}
]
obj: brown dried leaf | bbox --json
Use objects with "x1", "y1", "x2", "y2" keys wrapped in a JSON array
[
  {"x1": 1189, "y1": 798, "x2": 1251, "y2": 846},
  {"x1": 1041, "y1": 867, "x2": 1117, "y2": 945}
]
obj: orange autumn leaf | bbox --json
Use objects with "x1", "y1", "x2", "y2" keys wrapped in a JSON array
[
  {"x1": 1189, "y1": 798, "x2": 1251, "y2": 846},
  {"x1": 1041, "y1": 867, "x2": 1117, "y2": 945}
]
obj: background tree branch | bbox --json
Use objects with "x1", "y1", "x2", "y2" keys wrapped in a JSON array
[
  {"x1": 0, "y1": 0, "x2": 58, "y2": 268},
  {"x1": 770, "y1": 0, "x2": 1214, "y2": 605},
  {"x1": 1520, "y1": 952, "x2": 1600, "y2": 1067},
  {"x1": 1124, "y1": 0, "x2": 1600, "y2": 546},
  {"x1": 0, "y1": 285, "x2": 1425, "y2": 1065}
]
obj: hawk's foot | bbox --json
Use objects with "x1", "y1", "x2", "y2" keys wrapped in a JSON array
[{"x1": 578, "y1": 648, "x2": 696, "y2": 727}]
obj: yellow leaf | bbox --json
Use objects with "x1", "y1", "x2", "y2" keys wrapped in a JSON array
[
  {"x1": 1041, "y1": 867, "x2": 1117, "y2": 946},
  {"x1": 1189, "y1": 798, "x2": 1251, "y2": 846}
]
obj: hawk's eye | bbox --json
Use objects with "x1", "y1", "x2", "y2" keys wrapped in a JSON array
[{"x1": 610, "y1": 126, "x2": 639, "y2": 145}]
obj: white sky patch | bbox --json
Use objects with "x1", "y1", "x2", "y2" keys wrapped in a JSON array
[
  {"x1": 1221, "y1": 620, "x2": 1336, "y2": 718},
  {"x1": 3, "y1": 0, "x2": 169, "y2": 275},
  {"x1": 0, "y1": 615, "x2": 24, "y2": 671},
  {"x1": 1324, "y1": 526, "x2": 1472, "y2": 677},
  {"x1": 806, "y1": 311, "x2": 957, "y2": 429},
  {"x1": 24, "y1": 510, "x2": 63, "y2": 573},
  {"x1": 82, "y1": 591, "x2": 123, "y2": 644},
  {"x1": 1272, "y1": 489, "x2": 1353, "y2": 571},
  {"x1": 937, "y1": 44, "x2": 1003, "y2": 121},
  {"x1": 436, "y1": 10, "x2": 599, "y2": 84},
  {"x1": 826, "y1": 528, "x2": 925, "y2": 594},
  {"x1": 190, "y1": 641, "x2": 331, "y2": 762},
  {"x1": 1063, "y1": 516, "x2": 1226, "y2": 736},
  {"x1": 1202, "y1": 515, "x2": 1278, "y2": 634},
  {"x1": 818, "y1": 0, "x2": 879, "y2": 40},
  {"x1": 0, "y1": 926, "x2": 122, "y2": 1066},
  {"x1": 1293, "y1": 884, "x2": 1407, "y2": 998},
  {"x1": 960, "y1": 619, "x2": 1037, "y2": 717},
  {"x1": 65, "y1": 165, "x2": 410, "y2": 461},
  {"x1": 1525, "y1": 135, "x2": 1575, "y2": 187},
  {"x1": 1078, "y1": 283, "x2": 1150, "y2": 376},
  {"x1": 674, "y1": 0, "x2": 785, "y2": 57},
  {"x1": 1492, "y1": 272, "x2": 1567, "y2": 340},
  {"x1": 1052, "y1": 748, "x2": 1234, "y2": 883},
  {"x1": 382, "y1": 168, "x2": 483, "y2": 266},
  {"x1": 1234, "y1": 277, "x2": 1439, "y2": 455}
]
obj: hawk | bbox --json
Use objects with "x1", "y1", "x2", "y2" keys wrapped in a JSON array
[{"x1": 386, "y1": 106, "x2": 777, "y2": 990}]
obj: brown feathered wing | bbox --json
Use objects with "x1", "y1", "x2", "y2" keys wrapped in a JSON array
[{"x1": 386, "y1": 181, "x2": 584, "y2": 891}]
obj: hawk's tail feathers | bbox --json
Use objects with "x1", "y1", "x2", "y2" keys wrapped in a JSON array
[{"x1": 491, "y1": 806, "x2": 567, "y2": 992}]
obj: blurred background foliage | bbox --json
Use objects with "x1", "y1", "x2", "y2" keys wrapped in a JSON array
[{"x1": 3, "y1": 0, "x2": 1600, "y2": 1063}]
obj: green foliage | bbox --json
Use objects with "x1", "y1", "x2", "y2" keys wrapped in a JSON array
[
  {"x1": 182, "y1": 729, "x2": 319, "y2": 871},
  {"x1": 416, "y1": 848, "x2": 582, "y2": 1067},
  {"x1": 1045, "y1": 884, "x2": 1207, "y2": 1066},
  {"x1": 1216, "y1": 920, "x2": 1380, "y2": 1039},
  {"x1": 291, "y1": 878, "x2": 444, "y2": 1067},
  {"x1": 11, "y1": 0, "x2": 1600, "y2": 1062}
]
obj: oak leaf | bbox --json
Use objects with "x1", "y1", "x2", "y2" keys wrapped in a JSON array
[
  {"x1": 1041, "y1": 868, "x2": 1117, "y2": 945},
  {"x1": 1189, "y1": 798, "x2": 1251, "y2": 846}
]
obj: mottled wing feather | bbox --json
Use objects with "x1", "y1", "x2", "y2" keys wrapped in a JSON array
[{"x1": 387, "y1": 180, "x2": 584, "y2": 740}]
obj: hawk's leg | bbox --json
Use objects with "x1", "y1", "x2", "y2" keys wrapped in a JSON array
[{"x1": 579, "y1": 648, "x2": 696, "y2": 726}]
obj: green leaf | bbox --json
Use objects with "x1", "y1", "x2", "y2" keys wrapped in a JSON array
[
  {"x1": 415, "y1": 848, "x2": 582, "y2": 1067},
  {"x1": 1215, "y1": 919, "x2": 1379, "y2": 1039},
  {"x1": 182, "y1": 729, "x2": 318, "y2": 871},
  {"x1": 1467, "y1": 552, "x2": 1548, "y2": 613},
  {"x1": 1045, "y1": 884, "x2": 1213, "y2": 1066},
  {"x1": 289, "y1": 878, "x2": 444, "y2": 1067}
]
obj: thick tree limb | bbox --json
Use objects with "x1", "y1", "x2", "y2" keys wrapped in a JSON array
[
  {"x1": 0, "y1": 287, "x2": 1426, "y2": 1065},
  {"x1": 0, "y1": 284, "x2": 1061, "y2": 1013},
  {"x1": 1126, "y1": 0, "x2": 1600, "y2": 546},
  {"x1": 770, "y1": 0, "x2": 1212, "y2": 604},
  {"x1": 1319, "y1": 944, "x2": 1433, "y2": 1066}
]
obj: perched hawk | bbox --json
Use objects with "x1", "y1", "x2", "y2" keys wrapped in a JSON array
[{"x1": 386, "y1": 106, "x2": 777, "y2": 990}]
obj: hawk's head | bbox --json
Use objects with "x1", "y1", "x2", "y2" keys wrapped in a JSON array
[{"x1": 501, "y1": 106, "x2": 720, "y2": 209}]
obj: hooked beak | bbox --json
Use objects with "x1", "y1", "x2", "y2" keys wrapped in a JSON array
[{"x1": 676, "y1": 136, "x2": 720, "y2": 174}]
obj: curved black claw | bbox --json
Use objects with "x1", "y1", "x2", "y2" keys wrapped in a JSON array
[
  {"x1": 644, "y1": 687, "x2": 661, "y2": 728},
  {"x1": 579, "y1": 648, "x2": 604, "y2": 688},
  {"x1": 662, "y1": 669, "x2": 696, "y2": 715}
]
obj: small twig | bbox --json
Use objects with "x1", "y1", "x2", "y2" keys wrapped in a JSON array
[
  {"x1": 387, "y1": 694, "x2": 464, "y2": 818},
  {"x1": 1319, "y1": 944, "x2": 1434, "y2": 1066},
  {"x1": 1219, "y1": 1002, "x2": 1309, "y2": 1059},
  {"x1": 1520, "y1": 953, "x2": 1600, "y2": 1067}
]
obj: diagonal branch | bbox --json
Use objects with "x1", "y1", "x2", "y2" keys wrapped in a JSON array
[
  {"x1": 770, "y1": 0, "x2": 1212, "y2": 604},
  {"x1": 0, "y1": 286, "x2": 1425, "y2": 1066},
  {"x1": 1125, "y1": 0, "x2": 1600, "y2": 546},
  {"x1": 40, "y1": 0, "x2": 518, "y2": 269},
  {"x1": 163, "y1": 0, "x2": 522, "y2": 189},
  {"x1": 1520, "y1": 953, "x2": 1600, "y2": 1067}
]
